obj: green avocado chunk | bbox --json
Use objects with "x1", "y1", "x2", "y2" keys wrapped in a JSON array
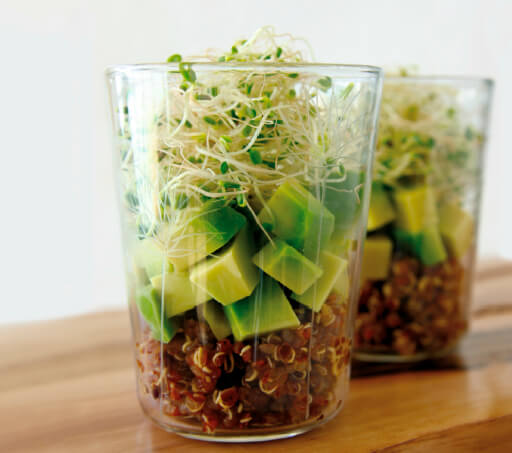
[
  {"x1": 361, "y1": 235, "x2": 393, "y2": 281},
  {"x1": 439, "y1": 202, "x2": 474, "y2": 259},
  {"x1": 165, "y1": 200, "x2": 246, "y2": 271},
  {"x1": 135, "y1": 285, "x2": 179, "y2": 342},
  {"x1": 291, "y1": 251, "x2": 348, "y2": 312},
  {"x1": 258, "y1": 180, "x2": 334, "y2": 259},
  {"x1": 327, "y1": 234, "x2": 353, "y2": 258},
  {"x1": 417, "y1": 227, "x2": 447, "y2": 266},
  {"x1": 316, "y1": 170, "x2": 365, "y2": 234},
  {"x1": 189, "y1": 227, "x2": 259, "y2": 305},
  {"x1": 394, "y1": 227, "x2": 447, "y2": 266},
  {"x1": 198, "y1": 300, "x2": 232, "y2": 340},
  {"x1": 252, "y1": 239, "x2": 323, "y2": 294},
  {"x1": 393, "y1": 185, "x2": 438, "y2": 233},
  {"x1": 224, "y1": 276, "x2": 300, "y2": 341},
  {"x1": 150, "y1": 272, "x2": 210, "y2": 317},
  {"x1": 367, "y1": 182, "x2": 396, "y2": 231},
  {"x1": 333, "y1": 257, "x2": 350, "y2": 301},
  {"x1": 135, "y1": 239, "x2": 173, "y2": 279}
]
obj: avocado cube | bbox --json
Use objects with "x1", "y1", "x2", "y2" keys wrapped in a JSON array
[
  {"x1": 135, "y1": 239, "x2": 173, "y2": 279},
  {"x1": 292, "y1": 252, "x2": 348, "y2": 312},
  {"x1": 439, "y1": 202, "x2": 474, "y2": 258},
  {"x1": 150, "y1": 272, "x2": 210, "y2": 317},
  {"x1": 393, "y1": 227, "x2": 447, "y2": 266},
  {"x1": 189, "y1": 227, "x2": 259, "y2": 305},
  {"x1": 150, "y1": 317, "x2": 181, "y2": 343},
  {"x1": 165, "y1": 200, "x2": 246, "y2": 271},
  {"x1": 135, "y1": 285, "x2": 179, "y2": 342},
  {"x1": 367, "y1": 182, "x2": 396, "y2": 231},
  {"x1": 417, "y1": 227, "x2": 447, "y2": 266},
  {"x1": 393, "y1": 185, "x2": 438, "y2": 233},
  {"x1": 224, "y1": 276, "x2": 300, "y2": 341},
  {"x1": 328, "y1": 233, "x2": 353, "y2": 257},
  {"x1": 361, "y1": 235, "x2": 393, "y2": 281},
  {"x1": 317, "y1": 170, "x2": 365, "y2": 233},
  {"x1": 198, "y1": 301, "x2": 232, "y2": 340},
  {"x1": 258, "y1": 180, "x2": 334, "y2": 259},
  {"x1": 393, "y1": 228, "x2": 419, "y2": 255},
  {"x1": 252, "y1": 239, "x2": 323, "y2": 294},
  {"x1": 333, "y1": 258, "x2": 350, "y2": 301}
]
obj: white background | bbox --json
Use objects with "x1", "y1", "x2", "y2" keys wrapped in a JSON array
[{"x1": 1, "y1": 0, "x2": 510, "y2": 324}]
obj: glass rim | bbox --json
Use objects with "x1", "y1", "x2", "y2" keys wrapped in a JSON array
[
  {"x1": 385, "y1": 74, "x2": 494, "y2": 88},
  {"x1": 105, "y1": 61, "x2": 382, "y2": 78}
]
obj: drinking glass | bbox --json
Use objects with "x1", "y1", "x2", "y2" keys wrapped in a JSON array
[
  {"x1": 355, "y1": 76, "x2": 493, "y2": 362},
  {"x1": 107, "y1": 62, "x2": 382, "y2": 440}
]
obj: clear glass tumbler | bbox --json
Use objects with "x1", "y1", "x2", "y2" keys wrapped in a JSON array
[
  {"x1": 106, "y1": 62, "x2": 382, "y2": 441},
  {"x1": 354, "y1": 76, "x2": 493, "y2": 362}
]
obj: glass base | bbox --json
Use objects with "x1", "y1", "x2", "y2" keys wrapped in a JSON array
[
  {"x1": 142, "y1": 400, "x2": 344, "y2": 443},
  {"x1": 353, "y1": 344, "x2": 457, "y2": 363}
]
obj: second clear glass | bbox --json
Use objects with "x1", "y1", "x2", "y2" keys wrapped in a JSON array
[{"x1": 355, "y1": 76, "x2": 493, "y2": 362}]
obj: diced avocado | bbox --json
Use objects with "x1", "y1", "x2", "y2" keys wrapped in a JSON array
[
  {"x1": 150, "y1": 272, "x2": 210, "y2": 317},
  {"x1": 367, "y1": 182, "x2": 396, "y2": 231},
  {"x1": 150, "y1": 317, "x2": 181, "y2": 343},
  {"x1": 252, "y1": 239, "x2": 323, "y2": 294},
  {"x1": 393, "y1": 185, "x2": 438, "y2": 233},
  {"x1": 328, "y1": 234, "x2": 352, "y2": 257},
  {"x1": 292, "y1": 252, "x2": 348, "y2": 312},
  {"x1": 333, "y1": 258, "x2": 350, "y2": 301},
  {"x1": 189, "y1": 227, "x2": 259, "y2": 305},
  {"x1": 198, "y1": 301, "x2": 232, "y2": 340},
  {"x1": 258, "y1": 180, "x2": 334, "y2": 259},
  {"x1": 393, "y1": 228, "x2": 418, "y2": 255},
  {"x1": 393, "y1": 227, "x2": 447, "y2": 266},
  {"x1": 417, "y1": 227, "x2": 447, "y2": 266},
  {"x1": 361, "y1": 235, "x2": 393, "y2": 281},
  {"x1": 135, "y1": 285, "x2": 179, "y2": 342},
  {"x1": 316, "y1": 170, "x2": 365, "y2": 233},
  {"x1": 224, "y1": 276, "x2": 300, "y2": 341},
  {"x1": 439, "y1": 202, "x2": 474, "y2": 258},
  {"x1": 135, "y1": 239, "x2": 173, "y2": 279},
  {"x1": 165, "y1": 200, "x2": 246, "y2": 271}
]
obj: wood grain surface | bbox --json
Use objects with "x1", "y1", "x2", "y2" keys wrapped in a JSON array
[{"x1": 1, "y1": 259, "x2": 511, "y2": 453}]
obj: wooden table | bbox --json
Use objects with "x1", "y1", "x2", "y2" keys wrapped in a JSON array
[{"x1": 1, "y1": 260, "x2": 512, "y2": 452}]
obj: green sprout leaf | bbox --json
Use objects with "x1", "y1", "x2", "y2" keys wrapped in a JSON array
[
  {"x1": 242, "y1": 125, "x2": 252, "y2": 137},
  {"x1": 167, "y1": 54, "x2": 182, "y2": 63},
  {"x1": 341, "y1": 82, "x2": 354, "y2": 99},
  {"x1": 221, "y1": 181, "x2": 240, "y2": 189},
  {"x1": 248, "y1": 148, "x2": 262, "y2": 164},
  {"x1": 203, "y1": 116, "x2": 217, "y2": 125},
  {"x1": 179, "y1": 62, "x2": 196, "y2": 83},
  {"x1": 236, "y1": 193, "x2": 247, "y2": 207},
  {"x1": 317, "y1": 76, "x2": 332, "y2": 91}
]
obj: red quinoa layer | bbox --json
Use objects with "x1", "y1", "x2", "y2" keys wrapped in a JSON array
[
  {"x1": 135, "y1": 294, "x2": 350, "y2": 433},
  {"x1": 356, "y1": 256, "x2": 467, "y2": 356}
]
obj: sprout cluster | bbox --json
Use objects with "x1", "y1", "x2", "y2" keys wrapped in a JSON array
[
  {"x1": 374, "y1": 79, "x2": 484, "y2": 201},
  {"x1": 118, "y1": 27, "x2": 367, "y2": 243}
]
